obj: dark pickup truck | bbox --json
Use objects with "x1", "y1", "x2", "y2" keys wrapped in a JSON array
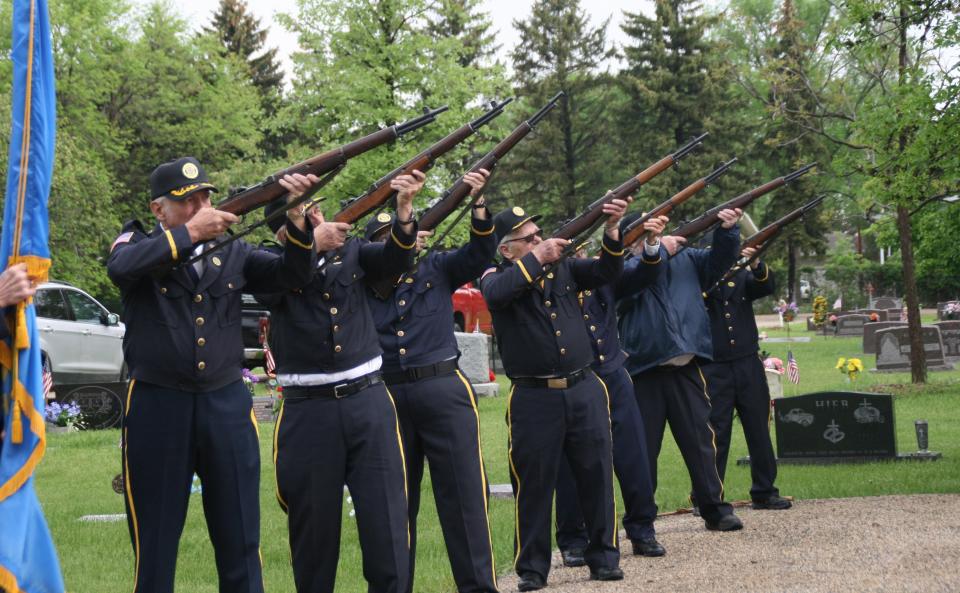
[{"x1": 241, "y1": 293, "x2": 270, "y2": 370}]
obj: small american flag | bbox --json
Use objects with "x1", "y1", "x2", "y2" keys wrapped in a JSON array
[
  {"x1": 42, "y1": 367, "x2": 54, "y2": 399},
  {"x1": 787, "y1": 350, "x2": 800, "y2": 384},
  {"x1": 264, "y1": 344, "x2": 276, "y2": 376}
]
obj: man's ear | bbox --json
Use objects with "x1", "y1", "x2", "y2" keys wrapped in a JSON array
[
  {"x1": 149, "y1": 199, "x2": 165, "y2": 223},
  {"x1": 498, "y1": 243, "x2": 511, "y2": 261}
]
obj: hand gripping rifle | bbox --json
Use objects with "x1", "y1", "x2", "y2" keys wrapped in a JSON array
[
  {"x1": 333, "y1": 99, "x2": 512, "y2": 225},
  {"x1": 186, "y1": 106, "x2": 449, "y2": 265},
  {"x1": 670, "y1": 162, "x2": 816, "y2": 242},
  {"x1": 704, "y1": 194, "x2": 826, "y2": 296},
  {"x1": 421, "y1": 92, "x2": 566, "y2": 244},
  {"x1": 531, "y1": 133, "x2": 708, "y2": 281},
  {"x1": 620, "y1": 157, "x2": 737, "y2": 249}
]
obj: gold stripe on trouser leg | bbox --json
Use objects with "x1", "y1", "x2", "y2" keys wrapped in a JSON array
[
  {"x1": 455, "y1": 370, "x2": 498, "y2": 587},
  {"x1": 122, "y1": 380, "x2": 141, "y2": 592},
  {"x1": 593, "y1": 372, "x2": 618, "y2": 547},
  {"x1": 272, "y1": 402, "x2": 289, "y2": 512},
  {"x1": 385, "y1": 387, "x2": 411, "y2": 548},
  {"x1": 249, "y1": 407, "x2": 260, "y2": 439},
  {"x1": 695, "y1": 363, "x2": 724, "y2": 500},
  {"x1": 506, "y1": 385, "x2": 523, "y2": 569}
]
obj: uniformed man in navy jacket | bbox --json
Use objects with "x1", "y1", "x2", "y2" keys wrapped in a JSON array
[
  {"x1": 481, "y1": 199, "x2": 629, "y2": 591},
  {"x1": 701, "y1": 246, "x2": 791, "y2": 510},
  {"x1": 366, "y1": 169, "x2": 500, "y2": 593},
  {"x1": 259, "y1": 171, "x2": 422, "y2": 593},
  {"x1": 616, "y1": 208, "x2": 745, "y2": 533},
  {"x1": 554, "y1": 214, "x2": 669, "y2": 566},
  {"x1": 107, "y1": 156, "x2": 318, "y2": 593}
]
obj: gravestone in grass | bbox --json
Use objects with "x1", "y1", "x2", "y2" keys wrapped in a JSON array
[
  {"x1": 862, "y1": 321, "x2": 907, "y2": 355},
  {"x1": 872, "y1": 297, "x2": 901, "y2": 310},
  {"x1": 875, "y1": 326, "x2": 953, "y2": 372},
  {"x1": 934, "y1": 321, "x2": 960, "y2": 360},
  {"x1": 58, "y1": 382, "x2": 127, "y2": 429},
  {"x1": 835, "y1": 314, "x2": 869, "y2": 337},
  {"x1": 887, "y1": 308, "x2": 902, "y2": 321},
  {"x1": 773, "y1": 392, "x2": 895, "y2": 460},
  {"x1": 856, "y1": 308, "x2": 888, "y2": 322}
]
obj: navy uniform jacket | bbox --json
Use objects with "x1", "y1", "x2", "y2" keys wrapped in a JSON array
[
  {"x1": 256, "y1": 221, "x2": 417, "y2": 375},
  {"x1": 617, "y1": 225, "x2": 740, "y2": 376},
  {"x1": 706, "y1": 262, "x2": 775, "y2": 362},
  {"x1": 368, "y1": 214, "x2": 495, "y2": 373},
  {"x1": 107, "y1": 218, "x2": 316, "y2": 392},
  {"x1": 481, "y1": 233, "x2": 624, "y2": 378}
]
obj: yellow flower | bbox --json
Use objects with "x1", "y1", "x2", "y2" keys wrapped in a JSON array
[
  {"x1": 850, "y1": 358, "x2": 864, "y2": 372},
  {"x1": 836, "y1": 357, "x2": 846, "y2": 370}
]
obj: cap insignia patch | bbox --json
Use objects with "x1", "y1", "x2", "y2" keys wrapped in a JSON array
[
  {"x1": 376, "y1": 212, "x2": 391, "y2": 223},
  {"x1": 182, "y1": 162, "x2": 199, "y2": 179},
  {"x1": 512, "y1": 206, "x2": 524, "y2": 216}
]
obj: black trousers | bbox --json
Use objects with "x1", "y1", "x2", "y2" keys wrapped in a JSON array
[
  {"x1": 507, "y1": 372, "x2": 619, "y2": 582},
  {"x1": 273, "y1": 381, "x2": 410, "y2": 593},
  {"x1": 555, "y1": 367, "x2": 657, "y2": 550},
  {"x1": 387, "y1": 370, "x2": 498, "y2": 593},
  {"x1": 632, "y1": 362, "x2": 733, "y2": 523},
  {"x1": 121, "y1": 380, "x2": 263, "y2": 593},
  {"x1": 700, "y1": 355, "x2": 779, "y2": 501}
]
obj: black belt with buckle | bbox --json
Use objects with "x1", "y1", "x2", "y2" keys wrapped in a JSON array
[
  {"x1": 382, "y1": 359, "x2": 460, "y2": 385},
  {"x1": 511, "y1": 369, "x2": 588, "y2": 390},
  {"x1": 282, "y1": 372, "x2": 383, "y2": 399}
]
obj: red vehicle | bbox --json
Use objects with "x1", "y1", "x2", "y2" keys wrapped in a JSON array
[{"x1": 452, "y1": 282, "x2": 493, "y2": 335}]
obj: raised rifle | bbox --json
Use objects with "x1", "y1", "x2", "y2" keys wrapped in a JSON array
[
  {"x1": 187, "y1": 106, "x2": 448, "y2": 265},
  {"x1": 670, "y1": 163, "x2": 816, "y2": 241},
  {"x1": 334, "y1": 99, "x2": 512, "y2": 225},
  {"x1": 705, "y1": 194, "x2": 826, "y2": 295},
  {"x1": 422, "y1": 92, "x2": 566, "y2": 242},
  {"x1": 620, "y1": 157, "x2": 737, "y2": 248},
  {"x1": 367, "y1": 93, "x2": 564, "y2": 299},
  {"x1": 528, "y1": 134, "x2": 708, "y2": 281}
]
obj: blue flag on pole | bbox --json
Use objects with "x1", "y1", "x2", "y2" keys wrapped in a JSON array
[{"x1": 0, "y1": 0, "x2": 65, "y2": 591}]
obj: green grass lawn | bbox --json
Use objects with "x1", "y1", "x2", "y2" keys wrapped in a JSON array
[{"x1": 34, "y1": 327, "x2": 960, "y2": 592}]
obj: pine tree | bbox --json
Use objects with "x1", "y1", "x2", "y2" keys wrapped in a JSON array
[
  {"x1": 205, "y1": 0, "x2": 286, "y2": 155},
  {"x1": 757, "y1": 0, "x2": 830, "y2": 302},
  {"x1": 619, "y1": 0, "x2": 745, "y2": 219},
  {"x1": 427, "y1": 0, "x2": 500, "y2": 68},
  {"x1": 499, "y1": 0, "x2": 622, "y2": 225}
]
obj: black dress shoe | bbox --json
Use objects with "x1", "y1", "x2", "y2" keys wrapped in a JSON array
[
  {"x1": 631, "y1": 536, "x2": 666, "y2": 557},
  {"x1": 705, "y1": 513, "x2": 743, "y2": 532},
  {"x1": 589, "y1": 567, "x2": 624, "y2": 581},
  {"x1": 517, "y1": 573, "x2": 546, "y2": 591},
  {"x1": 752, "y1": 495, "x2": 793, "y2": 510},
  {"x1": 560, "y1": 547, "x2": 586, "y2": 567}
]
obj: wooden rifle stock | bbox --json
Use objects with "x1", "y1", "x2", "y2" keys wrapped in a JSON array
[
  {"x1": 214, "y1": 105, "x2": 449, "y2": 216},
  {"x1": 620, "y1": 157, "x2": 737, "y2": 247},
  {"x1": 672, "y1": 163, "x2": 815, "y2": 240},
  {"x1": 334, "y1": 99, "x2": 512, "y2": 225}
]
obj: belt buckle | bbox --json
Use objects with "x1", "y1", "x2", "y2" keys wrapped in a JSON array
[
  {"x1": 547, "y1": 377, "x2": 568, "y2": 389},
  {"x1": 333, "y1": 382, "x2": 350, "y2": 399}
]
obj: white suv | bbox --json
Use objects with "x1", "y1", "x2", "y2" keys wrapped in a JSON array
[{"x1": 34, "y1": 281, "x2": 126, "y2": 385}]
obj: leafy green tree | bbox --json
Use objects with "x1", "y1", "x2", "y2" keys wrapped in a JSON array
[
  {"x1": 496, "y1": 0, "x2": 622, "y2": 227},
  {"x1": 427, "y1": 0, "x2": 500, "y2": 68},
  {"x1": 277, "y1": 0, "x2": 508, "y2": 235},
  {"x1": 204, "y1": 0, "x2": 286, "y2": 156}
]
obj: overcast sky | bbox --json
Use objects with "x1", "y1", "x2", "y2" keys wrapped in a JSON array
[{"x1": 158, "y1": 0, "x2": 655, "y2": 76}]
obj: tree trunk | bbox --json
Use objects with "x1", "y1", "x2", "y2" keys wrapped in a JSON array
[
  {"x1": 897, "y1": 204, "x2": 926, "y2": 383},
  {"x1": 787, "y1": 238, "x2": 797, "y2": 302}
]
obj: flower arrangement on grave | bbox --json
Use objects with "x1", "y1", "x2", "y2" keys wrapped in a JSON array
[
  {"x1": 945, "y1": 302, "x2": 960, "y2": 320},
  {"x1": 829, "y1": 314, "x2": 838, "y2": 326},
  {"x1": 762, "y1": 354, "x2": 784, "y2": 375},
  {"x1": 44, "y1": 401, "x2": 82, "y2": 430},
  {"x1": 836, "y1": 357, "x2": 864, "y2": 382},
  {"x1": 775, "y1": 300, "x2": 800, "y2": 323},
  {"x1": 869, "y1": 312, "x2": 880, "y2": 322},
  {"x1": 241, "y1": 367, "x2": 260, "y2": 396},
  {"x1": 812, "y1": 295, "x2": 828, "y2": 327}
]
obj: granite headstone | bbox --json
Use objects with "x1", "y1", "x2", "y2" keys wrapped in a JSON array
[
  {"x1": 875, "y1": 326, "x2": 952, "y2": 371},
  {"x1": 773, "y1": 392, "x2": 896, "y2": 460},
  {"x1": 887, "y1": 308, "x2": 902, "y2": 322},
  {"x1": 872, "y1": 297, "x2": 901, "y2": 310},
  {"x1": 934, "y1": 321, "x2": 960, "y2": 359},
  {"x1": 455, "y1": 331, "x2": 499, "y2": 397},
  {"x1": 58, "y1": 382, "x2": 127, "y2": 429},
  {"x1": 835, "y1": 314, "x2": 869, "y2": 336},
  {"x1": 862, "y1": 321, "x2": 907, "y2": 354},
  {"x1": 856, "y1": 308, "x2": 888, "y2": 322}
]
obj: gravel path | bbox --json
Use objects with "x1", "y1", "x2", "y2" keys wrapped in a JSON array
[{"x1": 496, "y1": 494, "x2": 960, "y2": 593}]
